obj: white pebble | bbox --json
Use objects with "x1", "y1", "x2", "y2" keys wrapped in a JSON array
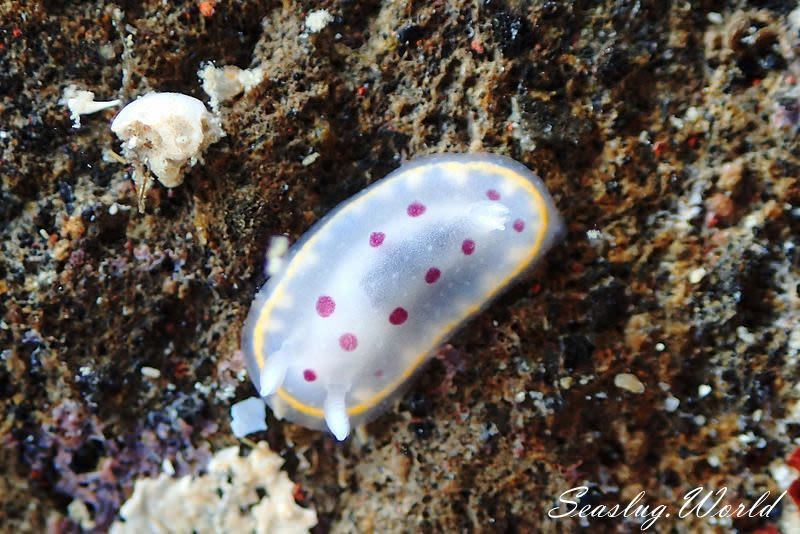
[
  {"x1": 737, "y1": 326, "x2": 756, "y2": 344},
  {"x1": 788, "y1": 328, "x2": 800, "y2": 351},
  {"x1": 305, "y1": 9, "x2": 334, "y2": 33},
  {"x1": 694, "y1": 415, "x2": 707, "y2": 426},
  {"x1": 302, "y1": 152, "x2": 320, "y2": 166},
  {"x1": 141, "y1": 366, "x2": 161, "y2": 379},
  {"x1": 230, "y1": 397, "x2": 267, "y2": 438},
  {"x1": 688, "y1": 267, "x2": 707, "y2": 283},
  {"x1": 614, "y1": 373, "x2": 645, "y2": 394},
  {"x1": 161, "y1": 458, "x2": 175, "y2": 476},
  {"x1": 664, "y1": 396, "x2": 680, "y2": 412},
  {"x1": 698, "y1": 384, "x2": 712, "y2": 398}
]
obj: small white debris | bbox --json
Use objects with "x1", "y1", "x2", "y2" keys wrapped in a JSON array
[
  {"x1": 737, "y1": 325, "x2": 756, "y2": 344},
  {"x1": 140, "y1": 366, "x2": 161, "y2": 379},
  {"x1": 688, "y1": 267, "x2": 707, "y2": 283},
  {"x1": 230, "y1": 397, "x2": 267, "y2": 438},
  {"x1": 61, "y1": 85, "x2": 121, "y2": 128},
  {"x1": 684, "y1": 106, "x2": 700, "y2": 122},
  {"x1": 514, "y1": 391, "x2": 526, "y2": 403},
  {"x1": 707, "y1": 12, "x2": 723, "y2": 25},
  {"x1": 669, "y1": 115, "x2": 685, "y2": 130},
  {"x1": 771, "y1": 461, "x2": 796, "y2": 490},
  {"x1": 788, "y1": 328, "x2": 800, "y2": 352},
  {"x1": 694, "y1": 415, "x2": 707, "y2": 426},
  {"x1": 198, "y1": 63, "x2": 265, "y2": 111},
  {"x1": 559, "y1": 376, "x2": 573, "y2": 389},
  {"x1": 161, "y1": 458, "x2": 176, "y2": 476},
  {"x1": 305, "y1": 9, "x2": 334, "y2": 33},
  {"x1": 790, "y1": 5, "x2": 800, "y2": 34},
  {"x1": 614, "y1": 373, "x2": 645, "y2": 394},
  {"x1": 739, "y1": 431, "x2": 757, "y2": 444},
  {"x1": 743, "y1": 213, "x2": 760, "y2": 229},
  {"x1": 664, "y1": 396, "x2": 680, "y2": 412},
  {"x1": 707, "y1": 455, "x2": 721, "y2": 468},
  {"x1": 67, "y1": 499, "x2": 96, "y2": 531},
  {"x1": 655, "y1": 342, "x2": 666, "y2": 352},
  {"x1": 301, "y1": 152, "x2": 320, "y2": 166},
  {"x1": 265, "y1": 235, "x2": 290, "y2": 277},
  {"x1": 111, "y1": 92, "x2": 224, "y2": 211},
  {"x1": 698, "y1": 384, "x2": 712, "y2": 398},
  {"x1": 586, "y1": 229, "x2": 603, "y2": 241}
]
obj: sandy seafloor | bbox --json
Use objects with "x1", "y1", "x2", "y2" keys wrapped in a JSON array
[{"x1": 1, "y1": 0, "x2": 800, "y2": 532}]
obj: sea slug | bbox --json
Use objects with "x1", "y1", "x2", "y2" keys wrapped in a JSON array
[{"x1": 241, "y1": 153, "x2": 565, "y2": 440}]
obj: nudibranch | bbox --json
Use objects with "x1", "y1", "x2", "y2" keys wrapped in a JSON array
[{"x1": 241, "y1": 153, "x2": 565, "y2": 440}]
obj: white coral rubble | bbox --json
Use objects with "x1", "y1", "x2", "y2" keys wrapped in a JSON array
[
  {"x1": 110, "y1": 442, "x2": 317, "y2": 534},
  {"x1": 111, "y1": 92, "x2": 224, "y2": 210},
  {"x1": 198, "y1": 63, "x2": 265, "y2": 111}
]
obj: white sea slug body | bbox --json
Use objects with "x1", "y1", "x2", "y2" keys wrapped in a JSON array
[{"x1": 241, "y1": 153, "x2": 565, "y2": 440}]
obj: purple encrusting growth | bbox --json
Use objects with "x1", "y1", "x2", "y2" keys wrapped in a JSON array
[{"x1": 241, "y1": 153, "x2": 565, "y2": 440}]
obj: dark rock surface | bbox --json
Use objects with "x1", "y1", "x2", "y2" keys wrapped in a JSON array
[{"x1": 1, "y1": 1, "x2": 799, "y2": 532}]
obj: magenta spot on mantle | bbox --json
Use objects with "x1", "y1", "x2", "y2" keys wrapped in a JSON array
[
  {"x1": 462, "y1": 239, "x2": 476, "y2": 255},
  {"x1": 316, "y1": 296, "x2": 335, "y2": 317},
  {"x1": 425, "y1": 267, "x2": 441, "y2": 284},
  {"x1": 369, "y1": 231, "x2": 385, "y2": 247},
  {"x1": 303, "y1": 369, "x2": 317, "y2": 382},
  {"x1": 486, "y1": 189, "x2": 501, "y2": 201},
  {"x1": 389, "y1": 307, "x2": 408, "y2": 325},
  {"x1": 513, "y1": 219, "x2": 525, "y2": 233},
  {"x1": 407, "y1": 202, "x2": 426, "y2": 217},
  {"x1": 339, "y1": 333, "x2": 358, "y2": 352}
]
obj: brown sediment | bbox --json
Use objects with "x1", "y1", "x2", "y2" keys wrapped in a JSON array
[{"x1": 1, "y1": 1, "x2": 799, "y2": 532}]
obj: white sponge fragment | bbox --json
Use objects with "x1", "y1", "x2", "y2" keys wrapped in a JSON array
[
  {"x1": 61, "y1": 85, "x2": 121, "y2": 129},
  {"x1": 230, "y1": 396, "x2": 267, "y2": 438},
  {"x1": 111, "y1": 92, "x2": 224, "y2": 195}
]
